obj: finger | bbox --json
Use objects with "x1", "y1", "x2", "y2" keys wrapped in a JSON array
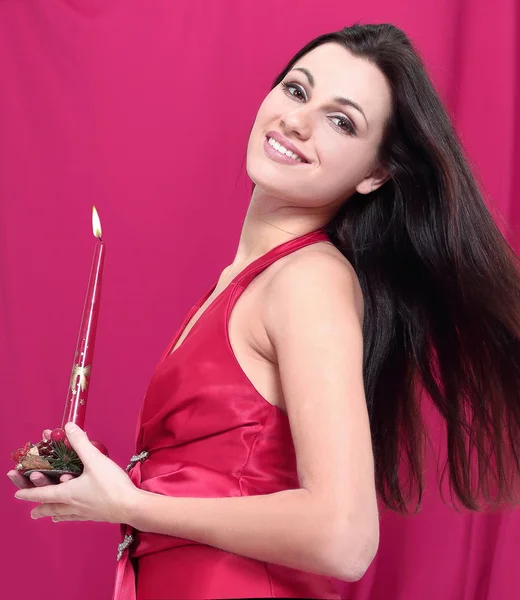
[
  {"x1": 31, "y1": 503, "x2": 72, "y2": 520},
  {"x1": 29, "y1": 472, "x2": 58, "y2": 487},
  {"x1": 64, "y1": 422, "x2": 99, "y2": 466},
  {"x1": 42, "y1": 429, "x2": 52, "y2": 441},
  {"x1": 15, "y1": 482, "x2": 68, "y2": 503},
  {"x1": 52, "y1": 514, "x2": 86, "y2": 522},
  {"x1": 7, "y1": 470, "x2": 34, "y2": 490},
  {"x1": 8, "y1": 469, "x2": 74, "y2": 492}
]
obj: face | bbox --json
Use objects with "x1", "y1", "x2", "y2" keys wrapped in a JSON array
[{"x1": 246, "y1": 43, "x2": 393, "y2": 211}]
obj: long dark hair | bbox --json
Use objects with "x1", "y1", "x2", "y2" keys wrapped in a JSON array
[{"x1": 269, "y1": 24, "x2": 520, "y2": 513}]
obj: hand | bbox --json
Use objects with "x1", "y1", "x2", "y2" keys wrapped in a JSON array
[
  {"x1": 13, "y1": 422, "x2": 139, "y2": 524},
  {"x1": 7, "y1": 429, "x2": 76, "y2": 489}
]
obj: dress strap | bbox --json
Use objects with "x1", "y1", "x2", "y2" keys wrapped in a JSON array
[
  {"x1": 225, "y1": 228, "x2": 330, "y2": 337},
  {"x1": 234, "y1": 228, "x2": 330, "y2": 290}
]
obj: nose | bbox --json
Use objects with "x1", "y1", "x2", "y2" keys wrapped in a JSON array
[{"x1": 280, "y1": 108, "x2": 312, "y2": 140}]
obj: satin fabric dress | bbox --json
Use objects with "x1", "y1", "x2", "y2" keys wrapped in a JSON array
[{"x1": 112, "y1": 228, "x2": 342, "y2": 599}]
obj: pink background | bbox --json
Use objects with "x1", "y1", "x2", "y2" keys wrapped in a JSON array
[{"x1": 1, "y1": 1, "x2": 519, "y2": 599}]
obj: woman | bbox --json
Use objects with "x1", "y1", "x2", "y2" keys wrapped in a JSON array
[{"x1": 9, "y1": 23, "x2": 520, "y2": 600}]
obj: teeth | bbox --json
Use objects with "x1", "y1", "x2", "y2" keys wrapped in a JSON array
[{"x1": 268, "y1": 137, "x2": 304, "y2": 162}]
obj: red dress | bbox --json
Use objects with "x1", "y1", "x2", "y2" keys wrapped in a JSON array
[{"x1": 112, "y1": 228, "x2": 342, "y2": 599}]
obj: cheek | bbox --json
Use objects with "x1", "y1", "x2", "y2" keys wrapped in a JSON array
[
  {"x1": 319, "y1": 137, "x2": 373, "y2": 182},
  {"x1": 248, "y1": 103, "x2": 271, "y2": 149},
  {"x1": 251, "y1": 95, "x2": 276, "y2": 128}
]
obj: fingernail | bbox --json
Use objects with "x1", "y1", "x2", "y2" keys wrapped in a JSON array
[
  {"x1": 14, "y1": 492, "x2": 21, "y2": 499},
  {"x1": 65, "y1": 422, "x2": 79, "y2": 433}
]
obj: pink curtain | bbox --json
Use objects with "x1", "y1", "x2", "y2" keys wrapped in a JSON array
[{"x1": 1, "y1": 1, "x2": 518, "y2": 599}]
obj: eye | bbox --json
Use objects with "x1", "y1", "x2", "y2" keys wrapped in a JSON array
[
  {"x1": 280, "y1": 80, "x2": 306, "y2": 101},
  {"x1": 329, "y1": 115, "x2": 357, "y2": 136}
]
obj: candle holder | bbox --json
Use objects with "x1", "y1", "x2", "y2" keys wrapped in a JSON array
[{"x1": 10, "y1": 429, "x2": 109, "y2": 480}]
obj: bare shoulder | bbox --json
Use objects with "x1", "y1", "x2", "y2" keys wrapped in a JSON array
[{"x1": 263, "y1": 241, "x2": 364, "y2": 331}]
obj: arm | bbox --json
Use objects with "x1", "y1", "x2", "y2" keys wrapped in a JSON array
[
  {"x1": 126, "y1": 249, "x2": 378, "y2": 581},
  {"x1": 129, "y1": 487, "x2": 352, "y2": 579}
]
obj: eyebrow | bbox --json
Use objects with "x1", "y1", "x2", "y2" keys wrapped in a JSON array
[{"x1": 292, "y1": 67, "x2": 369, "y2": 128}]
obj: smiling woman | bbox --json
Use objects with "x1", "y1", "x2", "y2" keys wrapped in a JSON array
[
  {"x1": 246, "y1": 41, "x2": 392, "y2": 208},
  {"x1": 9, "y1": 22, "x2": 520, "y2": 600}
]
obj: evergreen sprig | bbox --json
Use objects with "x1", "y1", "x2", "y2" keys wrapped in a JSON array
[{"x1": 47, "y1": 441, "x2": 84, "y2": 474}]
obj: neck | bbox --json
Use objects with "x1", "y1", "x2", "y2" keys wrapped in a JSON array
[{"x1": 228, "y1": 186, "x2": 329, "y2": 271}]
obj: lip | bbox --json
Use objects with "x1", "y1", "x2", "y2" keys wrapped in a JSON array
[{"x1": 265, "y1": 130, "x2": 311, "y2": 163}]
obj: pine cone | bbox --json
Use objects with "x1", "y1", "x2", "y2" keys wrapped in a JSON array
[{"x1": 37, "y1": 440, "x2": 54, "y2": 457}]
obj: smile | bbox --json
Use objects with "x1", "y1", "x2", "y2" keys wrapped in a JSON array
[{"x1": 264, "y1": 136, "x2": 309, "y2": 165}]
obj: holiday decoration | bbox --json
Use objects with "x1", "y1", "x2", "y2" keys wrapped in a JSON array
[
  {"x1": 10, "y1": 207, "x2": 109, "y2": 479},
  {"x1": 50, "y1": 428, "x2": 67, "y2": 443},
  {"x1": 10, "y1": 437, "x2": 79, "y2": 477},
  {"x1": 11, "y1": 434, "x2": 109, "y2": 478}
]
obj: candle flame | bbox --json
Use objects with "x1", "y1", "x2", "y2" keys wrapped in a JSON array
[{"x1": 92, "y1": 206, "x2": 102, "y2": 239}]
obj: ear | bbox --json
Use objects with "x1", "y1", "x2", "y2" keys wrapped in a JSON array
[{"x1": 355, "y1": 165, "x2": 390, "y2": 195}]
